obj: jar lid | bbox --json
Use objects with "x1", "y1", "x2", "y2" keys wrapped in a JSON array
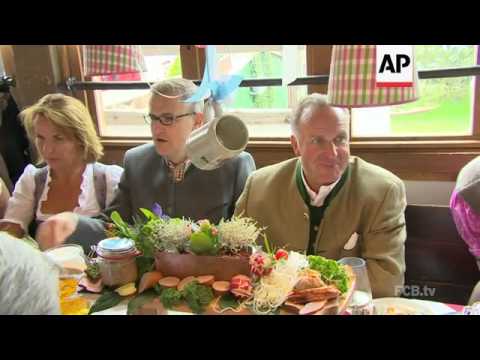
[{"x1": 98, "y1": 238, "x2": 135, "y2": 253}]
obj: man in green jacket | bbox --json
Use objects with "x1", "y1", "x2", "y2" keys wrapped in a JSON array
[{"x1": 234, "y1": 93, "x2": 406, "y2": 298}]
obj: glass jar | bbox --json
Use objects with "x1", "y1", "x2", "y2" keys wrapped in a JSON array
[{"x1": 96, "y1": 238, "x2": 139, "y2": 287}]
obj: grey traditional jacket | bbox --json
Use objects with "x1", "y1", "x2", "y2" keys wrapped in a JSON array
[{"x1": 67, "y1": 143, "x2": 256, "y2": 252}]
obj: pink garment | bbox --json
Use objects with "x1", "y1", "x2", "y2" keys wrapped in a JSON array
[{"x1": 450, "y1": 190, "x2": 480, "y2": 258}]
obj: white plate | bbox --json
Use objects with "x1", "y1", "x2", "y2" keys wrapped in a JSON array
[{"x1": 373, "y1": 298, "x2": 453, "y2": 315}]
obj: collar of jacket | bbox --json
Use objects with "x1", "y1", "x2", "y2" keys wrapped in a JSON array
[{"x1": 295, "y1": 159, "x2": 350, "y2": 210}]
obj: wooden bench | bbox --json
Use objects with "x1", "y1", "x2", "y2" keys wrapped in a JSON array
[{"x1": 404, "y1": 204, "x2": 479, "y2": 305}]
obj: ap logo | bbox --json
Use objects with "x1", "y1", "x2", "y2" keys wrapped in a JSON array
[{"x1": 376, "y1": 45, "x2": 414, "y2": 87}]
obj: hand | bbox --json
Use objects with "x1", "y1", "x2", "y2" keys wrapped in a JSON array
[
  {"x1": 0, "y1": 222, "x2": 25, "y2": 238},
  {"x1": 36, "y1": 212, "x2": 79, "y2": 251}
]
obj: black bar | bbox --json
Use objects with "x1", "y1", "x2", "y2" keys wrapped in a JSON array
[
  {"x1": 418, "y1": 66, "x2": 480, "y2": 79},
  {"x1": 61, "y1": 66, "x2": 480, "y2": 92}
]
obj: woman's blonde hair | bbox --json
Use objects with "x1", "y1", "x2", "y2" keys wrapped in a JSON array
[{"x1": 21, "y1": 93, "x2": 103, "y2": 163}]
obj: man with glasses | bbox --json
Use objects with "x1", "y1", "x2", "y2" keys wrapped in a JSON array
[
  {"x1": 35, "y1": 78, "x2": 256, "y2": 252},
  {"x1": 234, "y1": 93, "x2": 406, "y2": 298}
]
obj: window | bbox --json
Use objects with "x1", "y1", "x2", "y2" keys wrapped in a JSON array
[
  {"x1": 71, "y1": 45, "x2": 480, "y2": 141},
  {"x1": 64, "y1": 44, "x2": 480, "y2": 180},
  {"x1": 90, "y1": 45, "x2": 480, "y2": 141},
  {"x1": 216, "y1": 45, "x2": 307, "y2": 138},
  {"x1": 93, "y1": 45, "x2": 183, "y2": 137},
  {"x1": 89, "y1": 45, "x2": 308, "y2": 139},
  {"x1": 352, "y1": 45, "x2": 478, "y2": 138}
]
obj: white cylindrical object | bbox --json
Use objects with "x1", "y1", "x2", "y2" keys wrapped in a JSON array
[
  {"x1": 186, "y1": 114, "x2": 249, "y2": 171},
  {"x1": 44, "y1": 244, "x2": 87, "y2": 275}
]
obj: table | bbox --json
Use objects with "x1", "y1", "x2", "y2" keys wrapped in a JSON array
[{"x1": 81, "y1": 293, "x2": 465, "y2": 315}]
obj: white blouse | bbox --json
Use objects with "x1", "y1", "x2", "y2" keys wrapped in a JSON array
[{"x1": 0, "y1": 163, "x2": 123, "y2": 232}]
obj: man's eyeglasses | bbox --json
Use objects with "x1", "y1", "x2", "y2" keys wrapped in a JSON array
[{"x1": 143, "y1": 112, "x2": 196, "y2": 126}]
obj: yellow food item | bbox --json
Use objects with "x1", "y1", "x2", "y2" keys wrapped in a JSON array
[
  {"x1": 58, "y1": 276, "x2": 90, "y2": 315},
  {"x1": 60, "y1": 296, "x2": 90, "y2": 315},
  {"x1": 115, "y1": 282, "x2": 137, "y2": 296},
  {"x1": 59, "y1": 278, "x2": 80, "y2": 299}
]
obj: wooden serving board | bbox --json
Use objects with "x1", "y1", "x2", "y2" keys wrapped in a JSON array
[{"x1": 146, "y1": 265, "x2": 357, "y2": 315}]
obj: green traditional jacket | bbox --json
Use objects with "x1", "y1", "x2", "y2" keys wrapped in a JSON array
[
  {"x1": 235, "y1": 156, "x2": 407, "y2": 298},
  {"x1": 295, "y1": 160, "x2": 349, "y2": 254}
]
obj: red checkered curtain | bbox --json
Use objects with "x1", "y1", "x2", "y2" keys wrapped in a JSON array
[
  {"x1": 327, "y1": 45, "x2": 419, "y2": 107},
  {"x1": 83, "y1": 45, "x2": 147, "y2": 78}
]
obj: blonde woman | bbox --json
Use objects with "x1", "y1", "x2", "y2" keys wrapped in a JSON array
[{"x1": 0, "y1": 93, "x2": 123, "y2": 239}]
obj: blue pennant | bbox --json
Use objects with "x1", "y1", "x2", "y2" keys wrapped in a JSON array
[{"x1": 184, "y1": 45, "x2": 243, "y2": 104}]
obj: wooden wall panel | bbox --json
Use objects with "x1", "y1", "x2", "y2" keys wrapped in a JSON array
[
  {"x1": 180, "y1": 45, "x2": 205, "y2": 80},
  {"x1": 8, "y1": 46, "x2": 61, "y2": 109},
  {"x1": 306, "y1": 45, "x2": 332, "y2": 94},
  {"x1": 101, "y1": 140, "x2": 480, "y2": 182}
]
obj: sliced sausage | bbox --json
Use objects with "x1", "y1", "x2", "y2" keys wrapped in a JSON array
[
  {"x1": 299, "y1": 300, "x2": 328, "y2": 315},
  {"x1": 283, "y1": 301, "x2": 304, "y2": 314},
  {"x1": 212, "y1": 281, "x2": 231, "y2": 296},
  {"x1": 158, "y1": 276, "x2": 180, "y2": 288},
  {"x1": 196, "y1": 275, "x2": 215, "y2": 286}
]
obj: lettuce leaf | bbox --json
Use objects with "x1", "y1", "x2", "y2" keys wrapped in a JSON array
[{"x1": 307, "y1": 255, "x2": 348, "y2": 293}]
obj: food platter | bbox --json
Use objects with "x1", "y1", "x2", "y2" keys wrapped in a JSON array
[{"x1": 131, "y1": 261, "x2": 357, "y2": 315}]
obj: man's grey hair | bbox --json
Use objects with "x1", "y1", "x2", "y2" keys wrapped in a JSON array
[
  {"x1": 289, "y1": 93, "x2": 350, "y2": 135},
  {"x1": 0, "y1": 232, "x2": 60, "y2": 315},
  {"x1": 150, "y1": 78, "x2": 204, "y2": 114}
]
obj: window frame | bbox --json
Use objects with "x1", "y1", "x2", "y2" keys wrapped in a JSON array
[{"x1": 60, "y1": 45, "x2": 480, "y2": 181}]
